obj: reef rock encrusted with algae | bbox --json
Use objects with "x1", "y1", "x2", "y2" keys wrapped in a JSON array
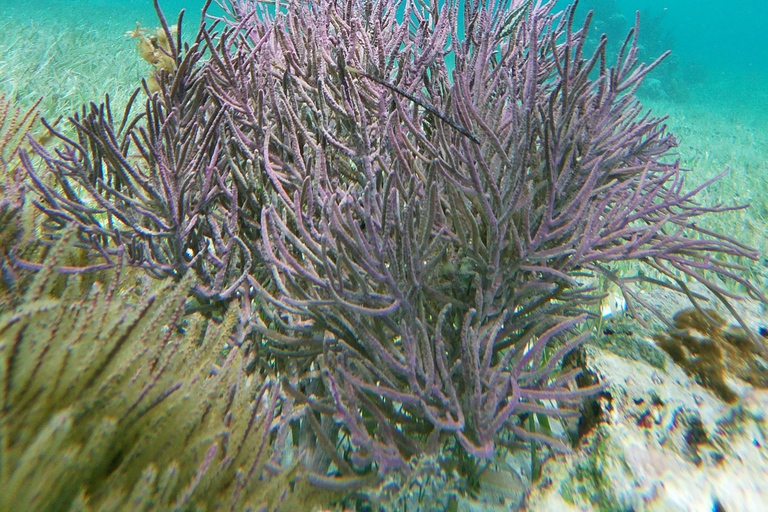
[
  {"x1": 4, "y1": 0, "x2": 767, "y2": 509},
  {"x1": 525, "y1": 342, "x2": 768, "y2": 512}
]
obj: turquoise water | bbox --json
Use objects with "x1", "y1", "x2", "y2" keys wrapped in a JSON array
[
  {"x1": 555, "y1": 0, "x2": 767, "y2": 75},
  {"x1": 550, "y1": 0, "x2": 768, "y2": 120}
]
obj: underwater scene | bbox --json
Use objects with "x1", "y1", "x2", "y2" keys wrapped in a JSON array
[{"x1": 0, "y1": 0, "x2": 767, "y2": 510}]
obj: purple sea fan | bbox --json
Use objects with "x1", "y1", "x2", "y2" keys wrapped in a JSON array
[{"x1": 205, "y1": 0, "x2": 766, "y2": 481}]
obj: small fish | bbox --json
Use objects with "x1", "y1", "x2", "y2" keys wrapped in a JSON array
[{"x1": 600, "y1": 284, "x2": 626, "y2": 318}]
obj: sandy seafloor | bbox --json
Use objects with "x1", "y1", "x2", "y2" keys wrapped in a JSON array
[{"x1": 1, "y1": 0, "x2": 767, "y2": 510}]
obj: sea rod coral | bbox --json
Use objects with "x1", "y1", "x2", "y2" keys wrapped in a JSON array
[
  {"x1": 19, "y1": 2, "x2": 250, "y2": 303},
  {"x1": 18, "y1": 0, "x2": 765, "y2": 489}
]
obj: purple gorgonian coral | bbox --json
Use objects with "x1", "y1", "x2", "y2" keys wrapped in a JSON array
[
  {"x1": 20, "y1": 0, "x2": 765, "y2": 487},
  {"x1": 19, "y1": 3, "x2": 251, "y2": 302}
]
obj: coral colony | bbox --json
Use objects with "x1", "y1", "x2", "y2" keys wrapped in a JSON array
[{"x1": 10, "y1": 0, "x2": 766, "y2": 502}]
